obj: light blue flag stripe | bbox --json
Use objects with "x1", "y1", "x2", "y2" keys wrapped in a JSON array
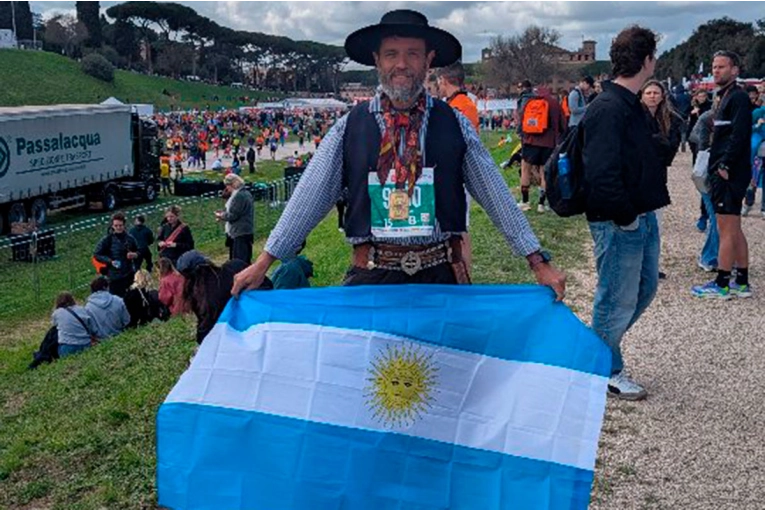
[
  {"x1": 220, "y1": 285, "x2": 611, "y2": 377},
  {"x1": 158, "y1": 403, "x2": 594, "y2": 510}
]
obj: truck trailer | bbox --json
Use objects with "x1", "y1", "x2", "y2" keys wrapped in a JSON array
[{"x1": 0, "y1": 104, "x2": 160, "y2": 234}]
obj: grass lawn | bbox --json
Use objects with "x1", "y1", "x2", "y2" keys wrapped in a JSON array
[
  {"x1": 0, "y1": 131, "x2": 590, "y2": 509},
  {"x1": 0, "y1": 49, "x2": 281, "y2": 110}
]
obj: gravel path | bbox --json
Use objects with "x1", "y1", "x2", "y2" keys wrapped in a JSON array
[{"x1": 578, "y1": 150, "x2": 765, "y2": 509}]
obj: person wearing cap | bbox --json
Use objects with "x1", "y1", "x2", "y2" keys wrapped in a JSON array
[
  {"x1": 568, "y1": 76, "x2": 594, "y2": 129},
  {"x1": 215, "y1": 174, "x2": 254, "y2": 264},
  {"x1": 232, "y1": 9, "x2": 565, "y2": 297}
]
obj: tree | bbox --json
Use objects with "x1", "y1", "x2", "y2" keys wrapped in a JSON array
[
  {"x1": 155, "y1": 40, "x2": 194, "y2": 78},
  {"x1": 483, "y1": 25, "x2": 567, "y2": 89},
  {"x1": 76, "y1": 1, "x2": 102, "y2": 47},
  {"x1": 656, "y1": 17, "x2": 763, "y2": 80},
  {"x1": 44, "y1": 14, "x2": 88, "y2": 57}
]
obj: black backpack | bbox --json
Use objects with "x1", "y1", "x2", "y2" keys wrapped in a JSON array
[
  {"x1": 29, "y1": 326, "x2": 59, "y2": 369},
  {"x1": 544, "y1": 122, "x2": 588, "y2": 217}
]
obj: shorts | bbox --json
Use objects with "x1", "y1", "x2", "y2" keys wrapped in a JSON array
[
  {"x1": 709, "y1": 172, "x2": 747, "y2": 215},
  {"x1": 521, "y1": 144, "x2": 553, "y2": 166}
]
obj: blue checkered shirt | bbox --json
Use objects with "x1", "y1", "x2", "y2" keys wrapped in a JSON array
[{"x1": 265, "y1": 92, "x2": 541, "y2": 259}]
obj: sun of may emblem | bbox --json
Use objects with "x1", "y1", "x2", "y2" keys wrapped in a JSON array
[{"x1": 366, "y1": 343, "x2": 438, "y2": 427}]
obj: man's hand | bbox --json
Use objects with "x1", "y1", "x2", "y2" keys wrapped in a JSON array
[
  {"x1": 232, "y1": 251, "x2": 277, "y2": 297},
  {"x1": 532, "y1": 263, "x2": 567, "y2": 301}
]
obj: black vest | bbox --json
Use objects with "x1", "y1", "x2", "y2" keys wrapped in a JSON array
[{"x1": 342, "y1": 99, "x2": 467, "y2": 238}]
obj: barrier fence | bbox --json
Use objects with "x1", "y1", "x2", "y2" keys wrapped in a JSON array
[{"x1": 0, "y1": 176, "x2": 301, "y2": 322}]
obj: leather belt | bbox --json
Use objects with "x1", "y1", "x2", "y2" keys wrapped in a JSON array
[{"x1": 352, "y1": 238, "x2": 463, "y2": 276}]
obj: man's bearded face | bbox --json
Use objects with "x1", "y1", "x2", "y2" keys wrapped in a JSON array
[{"x1": 374, "y1": 36, "x2": 434, "y2": 104}]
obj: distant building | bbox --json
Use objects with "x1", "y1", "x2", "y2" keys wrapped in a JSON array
[{"x1": 481, "y1": 40, "x2": 597, "y2": 64}]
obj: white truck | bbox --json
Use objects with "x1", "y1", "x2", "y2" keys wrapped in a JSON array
[{"x1": 0, "y1": 104, "x2": 160, "y2": 234}]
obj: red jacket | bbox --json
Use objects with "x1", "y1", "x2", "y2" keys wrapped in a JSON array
[{"x1": 159, "y1": 272, "x2": 187, "y2": 316}]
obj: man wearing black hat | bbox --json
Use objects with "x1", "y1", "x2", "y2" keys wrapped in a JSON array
[{"x1": 232, "y1": 9, "x2": 565, "y2": 297}]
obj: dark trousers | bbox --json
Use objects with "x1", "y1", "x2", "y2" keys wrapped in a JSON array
[
  {"x1": 336, "y1": 201, "x2": 346, "y2": 230},
  {"x1": 109, "y1": 275, "x2": 134, "y2": 298},
  {"x1": 342, "y1": 263, "x2": 457, "y2": 286},
  {"x1": 248, "y1": 162, "x2": 255, "y2": 174},
  {"x1": 229, "y1": 234, "x2": 254, "y2": 264},
  {"x1": 134, "y1": 248, "x2": 153, "y2": 273}
]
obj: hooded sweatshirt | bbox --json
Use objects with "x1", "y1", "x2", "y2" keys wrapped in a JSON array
[
  {"x1": 52, "y1": 305, "x2": 95, "y2": 346},
  {"x1": 85, "y1": 291, "x2": 130, "y2": 339},
  {"x1": 271, "y1": 255, "x2": 314, "y2": 290}
]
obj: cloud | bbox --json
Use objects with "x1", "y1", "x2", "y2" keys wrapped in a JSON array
[{"x1": 30, "y1": 1, "x2": 764, "y2": 63}]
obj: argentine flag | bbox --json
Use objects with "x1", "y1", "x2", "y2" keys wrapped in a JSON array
[{"x1": 158, "y1": 285, "x2": 611, "y2": 510}]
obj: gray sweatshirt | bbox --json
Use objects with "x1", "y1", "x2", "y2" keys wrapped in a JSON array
[
  {"x1": 568, "y1": 87, "x2": 588, "y2": 127},
  {"x1": 52, "y1": 305, "x2": 95, "y2": 346},
  {"x1": 86, "y1": 291, "x2": 130, "y2": 339}
]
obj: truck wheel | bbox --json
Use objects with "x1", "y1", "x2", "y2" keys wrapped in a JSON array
[
  {"x1": 8, "y1": 202, "x2": 28, "y2": 224},
  {"x1": 30, "y1": 198, "x2": 48, "y2": 226},
  {"x1": 103, "y1": 188, "x2": 118, "y2": 211},
  {"x1": 144, "y1": 183, "x2": 157, "y2": 202}
]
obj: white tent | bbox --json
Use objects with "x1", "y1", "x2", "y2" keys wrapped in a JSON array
[
  {"x1": 131, "y1": 104, "x2": 154, "y2": 116},
  {"x1": 101, "y1": 96, "x2": 124, "y2": 105}
]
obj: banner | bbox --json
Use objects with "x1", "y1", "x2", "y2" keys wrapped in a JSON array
[{"x1": 157, "y1": 284, "x2": 611, "y2": 510}]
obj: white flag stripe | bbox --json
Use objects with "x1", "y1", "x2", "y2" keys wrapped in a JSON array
[{"x1": 166, "y1": 322, "x2": 608, "y2": 471}]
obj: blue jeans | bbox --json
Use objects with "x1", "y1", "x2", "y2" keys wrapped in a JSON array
[
  {"x1": 58, "y1": 343, "x2": 89, "y2": 358},
  {"x1": 700, "y1": 192, "x2": 719, "y2": 267},
  {"x1": 589, "y1": 212, "x2": 660, "y2": 375}
]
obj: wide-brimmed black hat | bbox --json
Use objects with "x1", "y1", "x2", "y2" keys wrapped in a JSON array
[{"x1": 344, "y1": 9, "x2": 462, "y2": 68}]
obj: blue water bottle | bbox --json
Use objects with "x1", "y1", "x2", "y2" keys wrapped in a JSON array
[{"x1": 558, "y1": 152, "x2": 572, "y2": 200}]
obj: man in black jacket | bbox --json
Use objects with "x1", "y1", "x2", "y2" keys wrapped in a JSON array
[
  {"x1": 129, "y1": 214, "x2": 155, "y2": 273},
  {"x1": 692, "y1": 51, "x2": 753, "y2": 300},
  {"x1": 582, "y1": 26, "x2": 670, "y2": 401},
  {"x1": 93, "y1": 212, "x2": 139, "y2": 297}
]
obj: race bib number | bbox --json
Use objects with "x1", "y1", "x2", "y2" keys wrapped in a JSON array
[{"x1": 369, "y1": 168, "x2": 435, "y2": 238}]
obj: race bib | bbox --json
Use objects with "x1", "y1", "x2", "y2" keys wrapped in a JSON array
[{"x1": 369, "y1": 168, "x2": 435, "y2": 238}]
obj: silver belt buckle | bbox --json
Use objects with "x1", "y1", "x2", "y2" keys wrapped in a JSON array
[{"x1": 400, "y1": 251, "x2": 422, "y2": 275}]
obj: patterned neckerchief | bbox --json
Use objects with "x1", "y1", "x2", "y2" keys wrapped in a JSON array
[{"x1": 377, "y1": 94, "x2": 427, "y2": 197}]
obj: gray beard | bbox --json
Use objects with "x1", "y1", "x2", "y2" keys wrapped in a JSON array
[{"x1": 378, "y1": 71, "x2": 425, "y2": 104}]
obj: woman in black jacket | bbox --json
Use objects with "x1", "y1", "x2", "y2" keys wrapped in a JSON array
[
  {"x1": 641, "y1": 80, "x2": 683, "y2": 279},
  {"x1": 157, "y1": 205, "x2": 195, "y2": 265}
]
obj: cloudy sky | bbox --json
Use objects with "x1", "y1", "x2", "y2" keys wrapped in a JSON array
[{"x1": 30, "y1": 1, "x2": 764, "y2": 65}]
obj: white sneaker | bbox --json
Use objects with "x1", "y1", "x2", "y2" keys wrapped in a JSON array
[
  {"x1": 697, "y1": 259, "x2": 717, "y2": 272},
  {"x1": 537, "y1": 204, "x2": 546, "y2": 213},
  {"x1": 742, "y1": 204, "x2": 751, "y2": 216},
  {"x1": 761, "y1": 211, "x2": 765, "y2": 220},
  {"x1": 519, "y1": 202, "x2": 531, "y2": 212},
  {"x1": 607, "y1": 372, "x2": 647, "y2": 401}
]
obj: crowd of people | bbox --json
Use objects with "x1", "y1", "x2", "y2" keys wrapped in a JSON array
[
  {"x1": 28, "y1": 9, "x2": 765, "y2": 408},
  {"x1": 153, "y1": 107, "x2": 344, "y2": 177},
  {"x1": 29, "y1": 180, "x2": 315, "y2": 368}
]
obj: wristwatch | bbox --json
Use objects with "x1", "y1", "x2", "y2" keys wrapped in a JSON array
[{"x1": 527, "y1": 250, "x2": 552, "y2": 269}]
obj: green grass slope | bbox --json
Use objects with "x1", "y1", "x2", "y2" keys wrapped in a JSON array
[
  {"x1": 0, "y1": 49, "x2": 279, "y2": 110},
  {"x1": 0, "y1": 131, "x2": 590, "y2": 509}
]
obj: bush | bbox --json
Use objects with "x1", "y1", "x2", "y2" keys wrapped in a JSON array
[{"x1": 81, "y1": 53, "x2": 114, "y2": 82}]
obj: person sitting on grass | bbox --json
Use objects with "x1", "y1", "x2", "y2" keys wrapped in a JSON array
[
  {"x1": 85, "y1": 276, "x2": 130, "y2": 339},
  {"x1": 271, "y1": 241, "x2": 314, "y2": 290},
  {"x1": 158, "y1": 257, "x2": 188, "y2": 317},
  {"x1": 177, "y1": 250, "x2": 273, "y2": 344},
  {"x1": 124, "y1": 270, "x2": 169, "y2": 328},
  {"x1": 52, "y1": 291, "x2": 97, "y2": 358}
]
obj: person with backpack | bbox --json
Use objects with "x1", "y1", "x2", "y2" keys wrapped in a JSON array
[
  {"x1": 51, "y1": 291, "x2": 97, "y2": 358},
  {"x1": 519, "y1": 85, "x2": 567, "y2": 213},
  {"x1": 580, "y1": 26, "x2": 670, "y2": 400},
  {"x1": 93, "y1": 212, "x2": 139, "y2": 298},
  {"x1": 568, "y1": 76, "x2": 594, "y2": 130},
  {"x1": 85, "y1": 276, "x2": 131, "y2": 338}
]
